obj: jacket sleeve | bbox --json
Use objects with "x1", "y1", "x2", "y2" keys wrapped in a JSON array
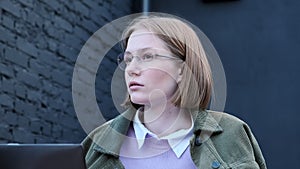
[{"x1": 243, "y1": 124, "x2": 267, "y2": 169}]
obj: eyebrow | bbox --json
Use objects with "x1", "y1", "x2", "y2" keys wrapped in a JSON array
[{"x1": 124, "y1": 47, "x2": 155, "y2": 55}]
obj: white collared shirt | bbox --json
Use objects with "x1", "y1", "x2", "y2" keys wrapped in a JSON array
[{"x1": 133, "y1": 108, "x2": 194, "y2": 158}]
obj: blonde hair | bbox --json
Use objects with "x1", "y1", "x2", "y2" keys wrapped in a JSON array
[{"x1": 121, "y1": 15, "x2": 213, "y2": 110}]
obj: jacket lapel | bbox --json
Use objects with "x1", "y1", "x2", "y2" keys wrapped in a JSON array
[{"x1": 92, "y1": 108, "x2": 136, "y2": 157}]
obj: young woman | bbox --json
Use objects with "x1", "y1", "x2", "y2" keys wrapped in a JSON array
[{"x1": 82, "y1": 15, "x2": 267, "y2": 169}]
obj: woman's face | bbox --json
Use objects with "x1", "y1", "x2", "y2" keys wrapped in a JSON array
[{"x1": 124, "y1": 29, "x2": 181, "y2": 106}]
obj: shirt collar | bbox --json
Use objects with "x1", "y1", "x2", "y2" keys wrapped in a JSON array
[{"x1": 133, "y1": 108, "x2": 194, "y2": 158}]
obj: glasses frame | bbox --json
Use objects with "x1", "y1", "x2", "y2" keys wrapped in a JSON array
[{"x1": 117, "y1": 52, "x2": 182, "y2": 70}]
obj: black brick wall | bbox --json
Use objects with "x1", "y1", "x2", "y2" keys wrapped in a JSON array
[{"x1": 0, "y1": 0, "x2": 132, "y2": 143}]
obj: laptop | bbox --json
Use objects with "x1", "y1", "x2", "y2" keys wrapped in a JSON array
[{"x1": 0, "y1": 144, "x2": 87, "y2": 169}]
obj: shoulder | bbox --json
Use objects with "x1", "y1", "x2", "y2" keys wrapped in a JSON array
[
  {"x1": 206, "y1": 110, "x2": 255, "y2": 144},
  {"x1": 207, "y1": 110, "x2": 251, "y2": 133},
  {"x1": 204, "y1": 110, "x2": 266, "y2": 168},
  {"x1": 85, "y1": 108, "x2": 136, "y2": 141},
  {"x1": 81, "y1": 118, "x2": 114, "y2": 155},
  {"x1": 81, "y1": 108, "x2": 136, "y2": 155}
]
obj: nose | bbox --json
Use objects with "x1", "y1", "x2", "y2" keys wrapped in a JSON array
[{"x1": 126, "y1": 59, "x2": 141, "y2": 76}]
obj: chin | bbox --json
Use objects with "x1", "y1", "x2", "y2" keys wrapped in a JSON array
[{"x1": 129, "y1": 95, "x2": 148, "y2": 105}]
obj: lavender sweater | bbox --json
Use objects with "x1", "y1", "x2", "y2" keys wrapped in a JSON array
[{"x1": 119, "y1": 125, "x2": 198, "y2": 169}]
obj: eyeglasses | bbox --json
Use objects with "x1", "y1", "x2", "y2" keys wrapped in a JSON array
[{"x1": 117, "y1": 51, "x2": 181, "y2": 70}]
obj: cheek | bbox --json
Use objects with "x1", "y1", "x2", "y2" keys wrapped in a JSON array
[
  {"x1": 146, "y1": 70, "x2": 178, "y2": 91},
  {"x1": 125, "y1": 74, "x2": 130, "y2": 85}
]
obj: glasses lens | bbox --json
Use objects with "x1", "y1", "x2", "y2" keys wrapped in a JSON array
[{"x1": 117, "y1": 53, "x2": 126, "y2": 70}]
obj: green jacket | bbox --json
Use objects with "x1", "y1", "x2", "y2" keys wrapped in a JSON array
[{"x1": 82, "y1": 108, "x2": 267, "y2": 169}]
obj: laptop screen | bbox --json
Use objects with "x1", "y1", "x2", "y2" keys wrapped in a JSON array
[{"x1": 0, "y1": 144, "x2": 86, "y2": 169}]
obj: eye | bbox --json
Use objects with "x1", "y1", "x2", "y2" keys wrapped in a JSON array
[
  {"x1": 124, "y1": 54, "x2": 133, "y2": 64},
  {"x1": 141, "y1": 53, "x2": 154, "y2": 61}
]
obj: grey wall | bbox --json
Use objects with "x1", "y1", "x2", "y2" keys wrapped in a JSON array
[
  {"x1": 141, "y1": 0, "x2": 300, "y2": 168},
  {"x1": 0, "y1": 0, "x2": 131, "y2": 143},
  {"x1": 144, "y1": 0, "x2": 300, "y2": 169}
]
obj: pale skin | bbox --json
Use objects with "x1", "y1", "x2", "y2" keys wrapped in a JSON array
[{"x1": 125, "y1": 29, "x2": 192, "y2": 137}]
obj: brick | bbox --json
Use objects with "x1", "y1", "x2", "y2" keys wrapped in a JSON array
[
  {"x1": 29, "y1": 58, "x2": 51, "y2": 79},
  {"x1": 15, "y1": 100, "x2": 37, "y2": 115},
  {"x1": 111, "y1": 2, "x2": 131, "y2": 18},
  {"x1": 14, "y1": 83, "x2": 27, "y2": 99},
  {"x1": 52, "y1": 124, "x2": 63, "y2": 138},
  {"x1": 37, "y1": 50, "x2": 58, "y2": 67},
  {"x1": 0, "y1": 63, "x2": 14, "y2": 78},
  {"x1": 14, "y1": 21, "x2": 26, "y2": 36},
  {"x1": 33, "y1": 2, "x2": 51, "y2": 20},
  {"x1": 0, "y1": 139, "x2": 10, "y2": 143},
  {"x1": 16, "y1": 69, "x2": 41, "y2": 89},
  {"x1": 60, "y1": 89, "x2": 71, "y2": 102},
  {"x1": 27, "y1": 10, "x2": 44, "y2": 27},
  {"x1": 0, "y1": 94, "x2": 14, "y2": 108},
  {"x1": 39, "y1": 108, "x2": 58, "y2": 124},
  {"x1": 35, "y1": 135, "x2": 55, "y2": 143},
  {"x1": 1, "y1": 14, "x2": 15, "y2": 30},
  {"x1": 41, "y1": 80, "x2": 59, "y2": 96},
  {"x1": 59, "y1": 113, "x2": 78, "y2": 129},
  {"x1": 74, "y1": 25, "x2": 90, "y2": 42},
  {"x1": 0, "y1": 124, "x2": 13, "y2": 140},
  {"x1": 81, "y1": 19, "x2": 99, "y2": 34},
  {"x1": 62, "y1": 10, "x2": 78, "y2": 26},
  {"x1": 47, "y1": 38, "x2": 58, "y2": 52},
  {"x1": 54, "y1": 16, "x2": 73, "y2": 33},
  {"x1": 62, "y1": 130, "x2": 84, "y2": 142},
  {"x1": 0, "y1": 0, "x2": 21, "y2": 18},
  {"x1": 27, "y1": 89, "x2": 41, "y2": 103},
  {"x1": 44, "y1": 24, "x2": 65, "y2": 41},
  {"x1": 41, "y1": 122, "x2": 52, "y2": 136},
  {"x1": 73, "y1": 1, "x2": 89, "y2": 17},
  {"x1": 30, "y1": 119, "x2": 44, "y2": 133},
  {"x1": 59, "y1": 47, "x2": 79, "y2": 65},
  {"x1": 51, "y1": 69, "x2": 70, "y2": 87},
  {"x1": 61, "y1": 128, "x2": 75, "y2": 140},
  {"x1": 13, "y1": 127, "x2": 35, "y2": 143},
  {"x1": 4, "y1": 111, "x2": 18, "y2": 125},
  {"x1": 47, "y1": 97, "x2": 64, "y2": 111},
  {"x1": 19, "y1": 0, "x2": 34, "y2": 8},
  {"x1": 0, "y1": 26, "x2": 16, "y2": 45},
  {"x1": 42, "y1": 0, "x2": 62, "y2": 12},
  {"x1": 17, "y1": 115, "x2": 30, "y2": 128},
  {"x1": 5, "y1": 47, "x2": 29, "y2": 68},
  {"x1": 63, "y1": 33, "x2": 83, "y2": 49},
  {"x1": 58, "y1": 43, "x2": 79, "y2": 63},
  {"x1": 89, "y1": 13, "x2": 106, "y2": 28},
  {"x1": 82, "y1": 0, "x2": 99, "y2": 10},
  {"x1": 0, "y1": 43, "x2": 3, "y2": 57},
  {"x1": 112, "y1": 0, "x2": 131, "y2": 8},
  {"x1": 35, "y1": 34, "x2": 48, "y2": 49},
  {"x1": 16, "y1": 37, "x2": 38, "y2": 57},
  {"x1": 101, "y1": 3, "x2": 112, "y2": 21},
  {"x1": 2, "y1": 78, "x2": 15, "y2": 94},
  {"x1": 57, "y1": 60, "x2": 73, "y2": 76},
  {"x1": 14, "y1": 100, "x2": 27, "y2": 114}
]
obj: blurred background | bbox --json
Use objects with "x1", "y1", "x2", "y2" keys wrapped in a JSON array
[{"x1": 0, "y1": 0, "x2": 299, "y2": 168}]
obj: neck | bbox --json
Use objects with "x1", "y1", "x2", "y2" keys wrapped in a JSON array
[{"x1": 142, "y1": 102, "x2": 192, "y2": 137}]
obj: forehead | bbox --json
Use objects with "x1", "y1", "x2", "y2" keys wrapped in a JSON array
[{"x1": 126, "y1": 29, "x2": 168, "y2": 52}]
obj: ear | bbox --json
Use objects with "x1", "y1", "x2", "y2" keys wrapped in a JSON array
[{"x1": 176, "y1": 65, "x2": 184, "y2": 83}]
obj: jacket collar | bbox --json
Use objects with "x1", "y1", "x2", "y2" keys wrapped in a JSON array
[
  {"x1": 92, "y1": 108, "x2": 223, "y2": 157},
  {"x1": 192, "y1": 109, "x2": 223, "y2": 134}
]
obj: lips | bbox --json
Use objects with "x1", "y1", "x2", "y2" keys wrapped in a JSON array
[{"x1": 129, "y1": 81, "x2": 144, "y2": 90}]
